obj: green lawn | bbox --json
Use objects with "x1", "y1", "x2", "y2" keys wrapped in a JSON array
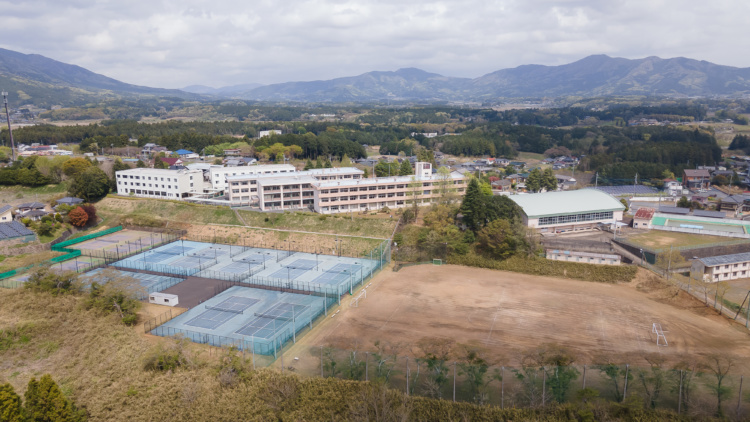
[
  {"x1": 0, "y1": 182, "x2": 69, "y2": 201},
  {"x1": 237, "y1": 210, "x2": 397, "y2": 238}
]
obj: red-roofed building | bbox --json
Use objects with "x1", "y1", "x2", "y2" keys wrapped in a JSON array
[
  {"x1": 158, "y1": 157, "x2": 183, "y2": 167},
  {"x1": 633, "y1": 207, "x2": 655, "y2": 229}
]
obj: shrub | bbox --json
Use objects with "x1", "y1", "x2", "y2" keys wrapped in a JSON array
[
  {"x1": 54, "y1": 213, "x2": 63, "y2": 223},
  {"x1": 24, "y1": 265, "x2": 81, "y2": 295},
  {"x1": 143, "y1": 338, "x2": 194, "y2": 371},
  {"x1": 20, "y1": 218, "x2": 31, "y2": 227},
  {"x1": 68, "y1": 207, "x2": 89, "y2": 227}
]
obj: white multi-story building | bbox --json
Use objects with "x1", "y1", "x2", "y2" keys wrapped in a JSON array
[
  {"x1": 115, "y1": 168, "x2": 210, "y2": 199},
  {"x1": 227, "y1": 167, "x2": 364, "y2": 209},
  {"x1": 313, "y1": 163, "x2": 466, "y2": 214},
  {"x1": 210, "y1": 164, "x2": 296, "y2": 193}
]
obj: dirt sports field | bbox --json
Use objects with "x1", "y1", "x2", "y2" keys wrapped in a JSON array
[{"x1": 292, "y1": 265, "x2": 750, "y2": 371}]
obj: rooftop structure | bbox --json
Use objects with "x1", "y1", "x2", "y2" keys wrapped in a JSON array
[
  {"x1": 0, "y1": 221, "x2": 35, "y2": 241},
  {"x1": 692, "y1": 252, "x2": 750, "y2": 282}
]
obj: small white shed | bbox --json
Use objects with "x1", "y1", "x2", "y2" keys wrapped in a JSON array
[{"x1": 148, "y1": 292, "x2": 179, "y2": 307}]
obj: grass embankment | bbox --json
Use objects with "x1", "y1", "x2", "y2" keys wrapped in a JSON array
[
  {"x1": 98, "y1": 196, "x2": 398, "y2": 239},
  {"x1": 97, "y1": 196, "x2": 241, "y2": 226},
  {"x1": 448, "y1": 253, "x2": 638, "y2": 283},
  {"x1": 0, "y1": 251, "x2": 63, "y2": 273},
  {"x1": 0, "y1": 182, "x2": 69, "y2": 202},
  {"x1": 0, "y1": 289, "x2": 683, "y2": 421},
  {"x1": 237, "y1": 210, "x2": 397, "y2": 238}
]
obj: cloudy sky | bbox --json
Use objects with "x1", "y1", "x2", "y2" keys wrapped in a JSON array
[{"x1": 1, "y1": 0, "x2": 748, "y2": 89}]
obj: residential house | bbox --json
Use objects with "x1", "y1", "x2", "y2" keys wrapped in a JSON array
[
  {"x1": 555, "y1": 175, "x2": 577, "y2": 190},
  {"x1": 683, "y1": 169, "x2": 711, "y2": 190},
  {"x1": 159, "y1": 157, "x2": 184, "y2": 167},
  {"x1": 175, "y1": 149, "x2": 199, "y2": 159},
  {"x1": 491, "y1": 179, "x2": 512, "y2": 192},
  {"x1": 0, "y1": 204, "x2": 12, "y2": 222},
  {"x1": 633, "y1": 207, "x2": 655, "y2": 229},
  {"x1": 15, "y1": 202, "x2": 45, "y2": 213}
]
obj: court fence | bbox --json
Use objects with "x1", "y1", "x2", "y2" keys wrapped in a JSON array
[
  {"x1": 0, "y1": 249, "x2": 84, "y2": 282},
  {"x1": 52, "y1": 225, "x2": 124, "y2": 252}
]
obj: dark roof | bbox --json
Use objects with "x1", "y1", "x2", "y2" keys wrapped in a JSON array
[
  {"x1": 657, "y1": 206, "x2": 690, "y2": 215},
  {"x1": 684, "y1": 169, "x2": 711, "y2": 177},
  {"x1": 56, "y1": 197, "x2": 83, "y2": 205},
  {"x1": 16, "y1": 202, "x2": 45, "y2": 209},
  {"x1": 0, "y1": 204, "x2": 11, "y2": 214},
  {"x1": 692, "y1": 210, "x2": 726, "y2": 219},
  {"x1": 699, "y1": 252, "x2": 750, "y2": 267},
  {"x1": 159, "y1": 157, "x2": 181, "y2": 166},
  {"x1": 0, "y1": 221, "x2": 34, "y2": 240},
  {"x1": 19, "y1": 210, "x2": 48, "y2": 217}
]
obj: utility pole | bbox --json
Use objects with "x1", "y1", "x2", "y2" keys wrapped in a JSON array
[
  {"x1": 2, "y1": 91, "x2": 16, "y2": 162},
  {"x1": 595, "y1": 172, "x2": 598, "y2": 188}
]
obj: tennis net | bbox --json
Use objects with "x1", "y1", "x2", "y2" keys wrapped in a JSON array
[
  {"x1": 206, "y1": 305, "x2": 244, "y2": 314},
  {"x1": 254, "y1": 312, "x2": 294, "y2": 321}
]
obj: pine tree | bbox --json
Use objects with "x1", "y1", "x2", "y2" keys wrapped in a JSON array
[
  {"x1": 315, "y1": 157, "x2": 323, "y2": 169},
  {"x1": 25, "y1": 374, "x2": 82, "y2": 422},
  {"x1": 399, "y1": 160, "x2": 413, "y2": 176},
  {"x1": 304, "y1": 159, "x2": 314, "y2": 170},
  {"x1": 542, "y1": 167, "x2": 558, "y2": 191},
  {"x1": 324, "y1": 158, "x2": 333, "y2": 168},
  {"x1": 460, "y1": 178, "x2": 482, "y2": 231},
  {"x1": 0, "y1": 383, "x2": 25, "y2": 422},
  {"x1": 526, "y1": 168, "x2": 542, "y2": 192}
]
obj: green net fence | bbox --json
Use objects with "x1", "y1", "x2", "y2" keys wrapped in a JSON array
[{"x1": 52, "y1": 225, "x2": 123, "y2": 252}]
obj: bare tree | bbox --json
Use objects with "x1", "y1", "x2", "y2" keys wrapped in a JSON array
[
  {"x1": 702, "y1": 354, "x2": 734, "y2": 418},
  {"x1": 347, "y1": 383, "x2": 412, "y2": 422}
]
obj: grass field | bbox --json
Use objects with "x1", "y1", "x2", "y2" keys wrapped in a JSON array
[
  {"x1": 622, "y1": 230, "x2": 738, "y2": 249},
  {"x1": 0, "y1": 182, "x2": 69, "y2": 203}
]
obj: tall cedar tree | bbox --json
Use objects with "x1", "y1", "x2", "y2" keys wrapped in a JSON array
[
  {"x1": 542, "y1": 167, "x2": 558, "y2": 191},
  {"x1": 25, "y1": 374, "x2": 84, "y2": 422},
  {"x1": 399, "y1": 160, "x2": 413, "y2": 176},
  {"x1": 0, "y1": 383, "x2": 25, "y2": 422},
  {"x1": 68, "y1": 207, "x2": 89, "y2": 227},
  {"x1": 460, "y1": 178, "x2": 482, "y2": 231},
  {"x1": 526, "y1": 168, "x2": 542, "y2": 192},
  {"x1": 304, "y1": 159, "x2": 314, "y2": 170}
]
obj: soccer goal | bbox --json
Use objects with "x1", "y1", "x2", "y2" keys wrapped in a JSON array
[
  {"x1": 432, "y1": 259, "x2": 443, "y2": 265},
  {"x1": 652, "y1": 323, "x2": 668, "y2": 347},
  {"x1": 350, "y1": 289, "x2": 367, "y2": 308}
]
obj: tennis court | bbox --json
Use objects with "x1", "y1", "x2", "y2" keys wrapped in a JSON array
[
  {"x1": 152, "y1": 285, "x2": 331, "y2": 355},
  {"x1": 83, "y1": 268, "x2": 184, "y2": 298},
  {"x1": 69, "y1": 229, "x2": 167, "y2": 252}
]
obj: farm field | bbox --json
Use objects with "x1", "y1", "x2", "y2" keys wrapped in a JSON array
[{"x1": 291, "y1": 264, "x2": 750, "y2": 373}]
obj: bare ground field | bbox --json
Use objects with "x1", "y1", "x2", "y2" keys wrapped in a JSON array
[{"x1": 288, "y1": 265, "x2": 750, "y2": 373}]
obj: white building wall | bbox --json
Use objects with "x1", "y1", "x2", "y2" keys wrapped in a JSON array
[
  {"x1": 210, "y1": 164, "x2": 296, "y2": 192},
  {"x1": 115, "y1": 168, "x2": 209, "y2": 199}
]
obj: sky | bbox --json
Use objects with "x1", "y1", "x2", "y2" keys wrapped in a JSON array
[{"x1": 1, "y1": 0, "x2": 748, "y2": 90}]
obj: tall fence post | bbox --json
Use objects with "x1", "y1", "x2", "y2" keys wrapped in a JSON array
[
  {"x1": 453, "y1": 361, "x2": 456, "y2": 402},
  {"x1": 501, "y1": 366, "x2": 504, "y2": 409},
  {"x1": 678, "y1": 370, "x2": 683, "y2": 414},
  {"x1": 622, "y1": 364, "x2": 629, "y2": 402},
  {"x1": 582, "y1": 364, "x2": 586, "y2": 389},
  {"x1": 737, "y1": 375, "x2": 744, "y2": 417},
  {"x1": 542, "y1": 367, "x2": 546, "y2": 406}
]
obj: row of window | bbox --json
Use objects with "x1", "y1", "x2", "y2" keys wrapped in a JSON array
[
  {"x1": 118, "y1": 174, "x2": 183, "y2": 182},
  {"x1": 538, "y1": 211, "x2": 614, "y2": 226}
]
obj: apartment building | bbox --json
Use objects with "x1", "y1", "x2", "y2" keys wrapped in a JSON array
[
  {"x1": 115, "y1": 168, "x2": 210, "y2": 199},
  {"x1": 313, "y1": 163, "x2": 466, "y2": 214},
  {"x1": 692, "y1": 252, "x2": 750, "y2": 282},
  {"x1": 227, "y1": 167, "x2": 364, "y2": 209},
  {"x1": 210, "y1": 164, "x2": 296, "y2": 193}
]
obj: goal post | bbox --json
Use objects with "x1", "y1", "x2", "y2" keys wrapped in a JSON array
[
  {"x1": 432, "y1": 258, "x2": 442, "y2": 265},
  {"x1": 652, "y1": 323, "x2": 668, "y2": 347}
]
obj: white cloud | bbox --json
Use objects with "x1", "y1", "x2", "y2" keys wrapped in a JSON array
[{"x1": 0, "y1": 0, "x2": 748, "y2": 89}]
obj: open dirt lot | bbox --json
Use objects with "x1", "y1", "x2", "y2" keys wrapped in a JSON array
[{"x1": 291, "y1": 265, "x2": 750, "y2": 371}]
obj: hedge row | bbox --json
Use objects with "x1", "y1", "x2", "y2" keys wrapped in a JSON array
[{"x1": 447, "y1": 253, "x2": 638, "y2": 283}]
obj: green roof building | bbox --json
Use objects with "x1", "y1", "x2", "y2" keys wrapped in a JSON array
[{"x1": 509, "y1": 189, "x2": 625, "y2": 234}]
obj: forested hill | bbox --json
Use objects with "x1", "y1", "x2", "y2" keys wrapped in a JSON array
[
  {"x1": 240, "y1": 55, "x2": 750, "y2": 101},
  {"x1": 0, "y1": 48, "x2": 199, "y2": 107}
]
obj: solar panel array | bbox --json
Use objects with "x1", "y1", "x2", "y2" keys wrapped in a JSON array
[{"x1": 0, "y1": 221, "x2": 35, "y2": 240}]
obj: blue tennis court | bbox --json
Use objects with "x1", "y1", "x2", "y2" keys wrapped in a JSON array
[
  {"x1": 285, "y1": 259, "x2": 318, "y2": 270},
  {"x1": 186, "y1": 309, "x2": 241, "y2": 329},
  {"x1": 312, "y1": 263, "x2": 363, "y2": 285},
  {"x1": 172, "y1": 256, "x2": 215, "y2": 268},
  {"x1": 236, "y1": 253, "x2": 273, "y2": 264},
  {"x1": 161, "y1": 245, "x2": 194, "y2": 255},
  {"x1": 219, "y1": 261, "x2": 258, "y2": 274},
  {"x1": 235, "y1": 302, "x2": 309, "y2": 338},
  {"x1": 269, "y1": 267, "x2": 308, "y2": 280},
  {"x1": 142, "y1": 252, "x2": 179, "y2": 263}
]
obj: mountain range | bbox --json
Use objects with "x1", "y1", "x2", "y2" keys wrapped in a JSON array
[{"x1": 2, "y1": 47, "x2": 750, "y2": 106}]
